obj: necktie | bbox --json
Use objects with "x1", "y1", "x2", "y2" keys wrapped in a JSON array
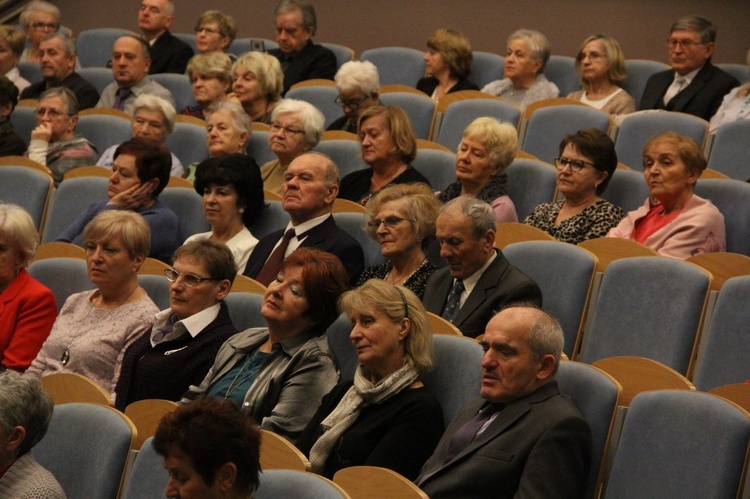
[
  {"x1": 255, "y1": 228, "x2": 296, "y2": 285},
  {"x1": 443, "y1": 403, "x2": 503, "y2": 463},
  {"x1": 663, "y1": 75, "x2": 686, "y2": 105},
  {"x1": 113, "y1": 87, "x2": 132, "y2": 111},
  {"x1": 152, "y1": 313, "x2": 178, "y2": 344},
  {"x1": 441, "y1": 279, "x2": 465, "y2": 323}
]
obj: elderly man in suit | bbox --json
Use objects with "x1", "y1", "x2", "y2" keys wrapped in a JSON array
[
  {"x1": 416, "y1": 306, "x2": 592, "y2": 498},
  {"x1": 137, "y1": 0, "x2": 193, "y2": 74},
  {"x1": 243, "y1": 151, "x2": 364, "y2": 284},
  {"x1": 638, "y1": 15, "x2": 738, "y2": 121},
  {"x1": 422, "y1": 195, "x2": 541, "y2": 338}
]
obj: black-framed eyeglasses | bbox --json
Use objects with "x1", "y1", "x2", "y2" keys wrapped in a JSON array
[
  {"x1": 31, "y1": 22, "x2": 59, "y2": 31},
  {"x1": 195, "y1": 26, "x2": 221, "y2": 35},
  {"x1": 555, "y1": 157, "x2": 595, "y2": 172},
  {"x1": 367, "y1": 216, "x2": 408, "y2": 229},
  {"x1": 666, "y1": 39, "x2": 704, "y2": 50},
  {"x1": 334, "y1": 95, "x2": 370, "y2": 110},
  {"x1": 164, "y1": 268, "x2": 218, "y2": 287}
]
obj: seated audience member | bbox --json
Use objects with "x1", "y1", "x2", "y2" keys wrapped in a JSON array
[
  {"x1": 338, "y1": 105, "x2": 430, "y2": 205},
  {"x1": 357, "y1": 183, "x2": 440, "y2": 299},
  {"x1": 184, "y1": 51, "x2": 232, "y2": 120},
  {"x1": 0, "y1": 26, "x2": 30, "y2": 92},
  {"x1": 417, "y1": 28, "x2": 479, "y2": 101},
  {"x1": 422, "y1": 196, "x2": 542, "y2": 338},
  {"x1": 329, "y1": 60, "x2": 381, "y2": 134},
  {"x1": 0, "y1": 77, "x2": 26, "y2": 156},
  {"x1": 183, "y1": 101, "x2": 252, "y2": 182},
  {"x1": 297, "y1": 280, "x2": 444, "y2": 479},
  {"x1": 525, "y1": 129, "x2": 623, "y2": 244},
  {"x1": 482, "y1": 29, "x2": 559, "y2": 109},
  {"x1": 268, "y1": 0, "x2": 337, "y2": 95},
  {"x1": 18, "y1": 0, "x2": 60, "y2": 64},
  {"x1": 58, "y1": 137, "x2": 179, "y2": 262},
  {"x1": 439, "y1": 117, "x2": 519, "y2": 223},
  {"x1": 0, "y1": 204, "x2": 57, "y2": 372},
  {"x1": 20, "y1": 33, "x2": 99, "y2": 110},
  {"x1": 97, "y1": 94, "x2": 184, "y2": 176},
  {"x1": 182, "y1": 248, "x2": 348, "y2": 444},
  {"x1": 639, "y1": 15, "x2": 739, "y2": 121},
  {"x1": 185, "y1": 154, "x2": 265, "y2": 274},
  {"x1": 28, "y1": 211, "x2": 159, "y2": 394},
  {"x1": 153, "y1": 396, "x2": 261, "y2": 499},
  {"x1": 96, "y1": 35, "x2": 175, "y2": 114},
  {"x1": 245, "y1": 152, "x2": 364, "y2": 285},
  {"x1": 416, "y1": 306, "x2": 592, "y2": 498},
  {"x1": 567, "y1": 34, "x2": 635, "y2": 116},
  {"x1": 607, "y1": 132, "x2": 725, "y2": 259},
  {"x1": 709, "y1": 48, "x2": 750, "y2": 133},
  {"x1": 260, "y1": 98, "x2": 324, "y2": 194},
  {"x1": 27, "y1": 87, "x2": 98, "y2": 186},
  {"x1": 138, "y1": 0, "x2": 194, "y2": 75},
  {"x1": 114, "y1": 240, "x2": 238, "y2": 410},
  {"x1": 228, "y1": 51, "x2": 283, "y2": 123},
  {"x1": 0, "y1": 370, "x2": 65, "y2": 498},
  {"x1": 194, "y1": 10, "x2": 236, "y2": 55}
]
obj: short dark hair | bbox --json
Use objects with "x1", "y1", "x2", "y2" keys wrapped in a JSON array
[
  {"x1": 0, "y1": 75, "x2": 19, "y2": 111},
  {"x1": 173, "y1": 239, "x2": 237, "y2": 286},
  {"x1": 153, "y1": 396, "x2": 261, "y2": 495},
  {"x1": 113, "y1": 137, "x2": 172, "y2": 198},
  {"x1": 559, "y1": 128, "x2": 618, "y2": 195},
  {"x1": 194, "y1": 154, "x2": 266, "y2": 228}
]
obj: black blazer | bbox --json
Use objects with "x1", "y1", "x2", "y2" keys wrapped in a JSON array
[
  {"x1": 416, "y1": 76, "x2": 479, "y2": 97},
  {"x1": 638, "y1": 61, "x2": 739, "y2": 121},
  {"x1": 269, "y1": 41, "x2": 337, "y2": 95},
  {"x1": 243, "y1": 215, "x2": 365, "y2": 285},
  {"x1": 421, "y1": 250, "x2": 542, "y2": 338},
  {"x1": 147, "y1": 30, "x2": 194, "y2": 74}
]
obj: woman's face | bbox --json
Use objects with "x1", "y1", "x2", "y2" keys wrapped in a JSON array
[
  {"x1": 202, "y1": 183, "x2": 243, "y2": 229},
  {"x1": 191, "y1": 72, "x2": 229, "y2": 106},
  {"x1": 579, "y1": 39, "x2": 610, "y2": 84},
  {"x1": 108, "y1": 153, "x2": 141, "y2": 199},
  {"x1": 195, "y1": 22, "x2": 230, "y2": 53},
  {"x1": 456, "y1": 135, "x2": 499, "y2": 188},
  {"x1": 349, "y1": 305, "x2": 406, "y2": 377},
  {"x1": 373, "y1": 199, "x2": 419, "y2": 260},
  {"x1": 505, "y1": 38, "x2": 542, "y2": 85},
  {"x1": 643, "y1": 140, "x2": 699, "y2": 205},
  {"x1": 85, "y1": 233, "x2": 142, "y2": 287},
  {"x1": 269, "y1": 112, "x2": 310, "y2": 160},
  {"x1": 556, "y1": 144, "x2": 606, "y2": 199},
  {"x1": 232, "y1": 66, "x2": 264, "y2": 105},
  {"x1": 424, "y1": 49, "x2": 448, "y2": 77},
  {"x1": 360, "y1": 113, "x2": 397, "y2": 167},
  {"x1": 163, "y1": 448, "x2": 228, "y2": 499},
  {"x1": 206, "y1": 109, "x2": 248, "y2": 156},
  {"x1": 169, "y1": 255, "x2": 226, "y2": 321},
  {"x1": 26, "y1": 10, "x2": 59, "y2": 48},
  {"x1": 0, "y1": 40, "x2": 19, "y2": 74},
  {"x1": 261, "y1": 265, "x2": 312, "y2": 329},
  {"x1": 0, "y1": 231, "x2": 25, "y2": 290}
]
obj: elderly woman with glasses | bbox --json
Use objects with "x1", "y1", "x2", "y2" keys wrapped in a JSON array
[
  {"x1": 328, "y1": 60, "x2": 381, "y2": 134},
  {"x1": 183, "y1": 52, "x2": 232, "y2": 121},
  {"x1": 525, "y1": 129, "x2": 623, "y2": 244},
  {"x1": 114, "y1": 240, "x2": 239, "y2": 410},
  {"x1": 18, "y1": 0, "x2": 60, "y2": 64},
  {"x1": 194, "y1": 10, "x2": 236, "y2": 55},
  {"x1": 417, "y1": 28, "x2": 478, "y2": 101},
  {"x1": 228, "y1": 51, "x2": 283, "y2": 124}
]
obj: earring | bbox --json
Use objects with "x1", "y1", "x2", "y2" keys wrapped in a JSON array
[{"x1": 239, "y1": 207, "x2": 245, "y2": 214}]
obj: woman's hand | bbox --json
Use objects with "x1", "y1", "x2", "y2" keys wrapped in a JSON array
[
  {"x1": 30, "y1": 122, "x2": 53, "y2": 142},
  {"x1": 226, "y1": 93, "x2": 242, "y2": 106},
  {"x1": 108, "y1": 181, "x2": 154, "y2": 210}
]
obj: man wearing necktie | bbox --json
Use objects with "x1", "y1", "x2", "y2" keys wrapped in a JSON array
[
  {"x1": 416, "y1": 306, "x2": 592, "y2": 498},
  {"x1": 638, "y1": 15, "x2": 739, "y2": 120}
]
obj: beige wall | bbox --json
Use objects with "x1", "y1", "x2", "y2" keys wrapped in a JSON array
[{"x1": 57, "y1": 0, "x2": 750, "y2": 63}]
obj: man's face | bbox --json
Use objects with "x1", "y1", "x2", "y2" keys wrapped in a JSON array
[
  {"x1": 112, "y1": 37, "x2": 150, "y2": 87},
  {"x1": 282, "y1": 154, "x2": 337, "y2": 223},
  {"x1": 479, "y1": 309, "x2": 549, "y2": 403},
  {"x1": 138, "y1": 0, "x2": 172, "y2": 38},
  {"x1": 39, "y1": 37, "x2": 74, "y2": 82},
  {"x1": 668, "y1": 28, "x2": 714, "y2": 75},
  {"x1": 275, "y1": 9, "x2": 313, "y2": 55},
  {"x1": 435, "y1": 207, "x2": 495, "y2": 280},
  {"x1": 131, "y1": 108, "x2": 168, "y2": 143}
]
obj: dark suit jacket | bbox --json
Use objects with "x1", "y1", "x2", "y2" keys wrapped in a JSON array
[
  {"x1": 243, "y1": 215, "x2": 365, "y2": 285},
  {"x1": 422, "y1": 250, "x2": 542, "y2": 338},
  {"x1": 20, "y1": 72, "x2": 100, "y2": 110},
  {"x1": 638, "y1": 61, "x2": 739, "y2": 121},
  {"x1": 416, "y1": 76, "x2": 479, "y2": 96},
  {"x1": 147, "y1": 30, "x2": 194, "y2": 75},
  {"x1": 418, "y1": 381, "x2": 592, "y2": 499},
  {"x1": 269, "y1": 41, "x2": 337, "y2": 95}
]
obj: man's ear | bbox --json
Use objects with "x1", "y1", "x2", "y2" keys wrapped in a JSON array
[
  {"x1": 536, "y1": 354, "x2": 556, "y2": 381},
  {"x1": 216, "y1": 462, "x2": 237, "y2": 492}
]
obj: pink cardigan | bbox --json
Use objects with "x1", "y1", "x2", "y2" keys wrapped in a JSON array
[{"x1": 607, "y1": 194, "x2": 725, "y2": 260}]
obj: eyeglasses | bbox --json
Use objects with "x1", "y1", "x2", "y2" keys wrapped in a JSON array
[
  {"x1": 667, "y1": 39, "x2": 704, "y2": 50},
  {"x1": 367, "y1": 216, "x2": 408, "y2": 229},
  {"x1": 164, "y1": 268, "x2": 218, "y2": 287},
  {"x1": 35, "y1": 108, "x2": 70, "y2": 118},
  {"x1": 270, "y1": 122, "x2": 306, "y2": 136},
  {"x1": 31, "y1": 22, "x2": 59, "y2": 31},
  {"x1": 195, "y1": 26, "x2": 221, "y2": 35},
  {"x1": 334, "y1": 95, "x2": 370, "y2": 110},
  {"x1": 577, "y1": 51, "x2": 606, "y2": 62},
  {"x1": 555, "y1": 157, "x2": 595, "y2": 172}
]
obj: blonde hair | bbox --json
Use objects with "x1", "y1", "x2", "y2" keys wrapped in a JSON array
[
  {"x1": 462, "y1": 117, "x2": 518, "y2": 172},
  {"x1": 358, "y1": 105, "x2": 417, "y2": 164},
  {"x1": 365, "y1": 183, "x2": 440, "y2": 245},
  {"x1": 575, "y1": 34, "x2": 627, "y2": 87},
  {"x1": 82, "y1": 211, "x2": 151, "y2": 260},
  {"x1": 0, "y1": 204, "x2": 39, "y2": 262},
  {"x1": 187, "y1": 52, "x2": 233, "y2": 86},
  {"x1": 233, "y1": 52, "x2": 283, "y2": 103},
  {"x1": 426, "y1": 28, "x2": 473, "y2": 79}
]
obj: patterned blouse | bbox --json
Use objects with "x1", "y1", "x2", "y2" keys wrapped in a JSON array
[
  {"x1": 356, "y1": 259, "x2": 438, "y2": 299},
  {"x1": 524, "y1": 199, "x2": 624, "y2": 245}
]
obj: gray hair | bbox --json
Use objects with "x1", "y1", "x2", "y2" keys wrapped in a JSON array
[
  {"x1": 233, "y1": 52, "x2": 284, "y2": 103},
  {"x1": 207, "y1": 100, "x2": 252, "y2": 138},
  {"x1": 39, "y1": 86, "x2": 78, "y2": 115},
  {"x1": 0, "y1": 370, "x2": 54, "y2": 457},
  {"x1": 499, "y1": 305, "x2": 564, "y2": 375},
  {"x1": 133, "y1": 94, "x2": 176, "y2": 135},
  {"x1": 440, "y1": 195, "x2": 497, "y2": 239},
  {"x1": 271, "y1": 98, "x2": 325, "y2": 147},
  {"x1": 508, "y1": 29, "x2": 551, "y2": 73},
  {"x1": 117, "y1": 35, "x2": 151, "y2": 61},
  {"x1": 163, "y1": 0, "x2": 175, "y2": 17},
  {"x1": 275, "y1": 0, "x2": 317, "y2": 34},
  {"x1": 298, "y1": 151, "x2": 339, "y2": 187},
  {"x1": 0, "y1": 204, "x2": 39, "y2": 262},
  {"x1": 671, "y1": 15, "x2": 716, "y2": 44},
  {"x1": 19, "y1": 1, "x2": 61, "y2": 28},
  {"x1": 41, "y1": 32, "x2": 75, "y2": 57},
  {"x1": 335, "y1": 60, "x2": 380, "y2": 96}
]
